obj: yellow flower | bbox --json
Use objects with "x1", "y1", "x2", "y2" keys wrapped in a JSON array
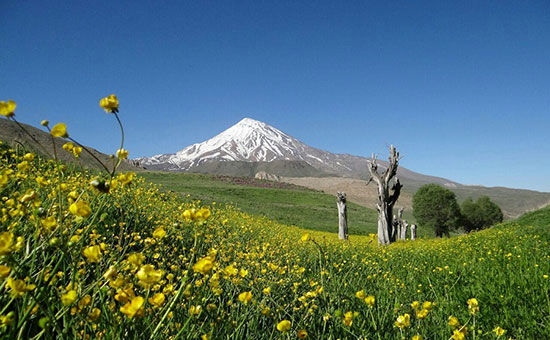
[
  {"x1": 99, "y1": 94, "x2": 119, "y2": 113},
  {"x1": 23, "y1": 153, "x2": 34, "y2": 161},
  {"x1": 116, "y1": 148, "x2": 129, "y2": 160},
  {"x1": 411, "y1": 300, "x2": 420, "y2": 310},
  {"x1": 136, "y1": 264, "x2": 163, "y2": 288},
  {"x1": 120, "y1": 296, "x2": 144, "y2": 318},
  {"x1": 422, "y1": 301, "x2": 434, "y2": 311},
  {"x1": 412, "y1": 336, "x2": 423, "y2": 340},
  {"x1": 189, "y1": 305, "x2": 202, "y2": 316},
  {"x1": 224, "y1": 265, "x2": 238, "y2": 276},
  {"x1": 297, "y1": 329, "x2": 308, "y2": 339},
  {"x1": 451, "y1": 328, "x2": 467, "y2": 340},
  {"x1": 152, "y1": 227, "x2": 166, "y2": 239},
  {"x1": 193, "y1": 256, "x2": 214, "y2": 275},
  {"x1": 62, "y1": 142, "x2": 74, "y2": 151},
  {"x1": 343, "y1": 311, "x2": 353, "y2": 327},
  {"x1": 276, "y1": 320, "x2": 291, "y2": 332},
  {"x1": 40, "y1": 119, "x2": 49, "y2": 126},
  {"x1": 364, "y1": 295, "x2": 375, "y2": 307},
  {"x1": 103, "y1": 266, "x2": 117, "y2": 281},
  {"x1": 0, "y1": 100, "x2": 16, "y2": 117},
  {"x1": 394, "y1": 313, "x2": 411, "y2": 329},
  {"x1": 40, "y1": 216, "x2": 58, "y2": 233},
  {"x1": 69, "y1": 201, "x2": 91, "y2": 217},
  {"x1": 239, "y1": 268, "x2": 248, "y2": 277},
  {"x1": 0, "y1": 265, "x2": 11, "y2": 279},
  {"x1": 117, "y1": 172, "x2": 135, "y2": 185},
  {"x1": 88, "y1": 308, "x2": 101, "y2": 322},
  {"x1": 128, "y1": 253, "x2": 145, "y2": 267},
  {"x1": 493, "y1": 326, "x2": 506, "y2": 336},
  {"x1": 467, "y1": 298, "x2": 479, "y2": 315},
  {"x1": 355, "y1": 290, "x2": 366, "y2": 300},
  {"x1": 262, "y1": 287, "x2": 271, "y2": 295},
  {"x1": 415, "y1": 308, "x2": 429, "y2": 319},
  {"x1": 61, "y1": 290, "x2": 78, "y2": 306},
  {"x1": 238, "y1": 291, "x2": 252, "y2": 304},
  {"x1": 6, "y1": 277, "x2": 35, "y2": 298},
  {"x1": 0, "y1": 232, "x2": 14, "y2": 255},
  {"x1": 300, "y1": 233, "x2": 311, "y2": 242},
  {"x1": 447, "y1": 315, "x2": 460, "y2": 328},
  {"x1": 82, "y1": 245, "x2": 102, "y2": 263},
  {"x1": 149, "y1": 292, "x2": 166, "y2": 308},
  {"x1": 50, "y1": 123, "x2": 68, "y2": 138}
]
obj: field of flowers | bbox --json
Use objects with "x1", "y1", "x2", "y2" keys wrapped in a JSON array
[{"x1": 0, "y1": 99, "x2": 549, "y2": 339}]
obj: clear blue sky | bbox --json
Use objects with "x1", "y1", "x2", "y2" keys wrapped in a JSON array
[{"x1": 2, "y1": 1, "x2": 549, "y2": 191}]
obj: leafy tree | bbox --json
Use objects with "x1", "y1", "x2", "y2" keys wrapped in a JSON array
[
  {"x1": 412, "y1": 184, "x2": 461, "y2": 237},
  {"x1": 461, "y1": 196, "x2": 503, "y2": 232}
]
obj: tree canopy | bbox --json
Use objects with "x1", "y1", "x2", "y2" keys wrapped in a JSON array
[
  {"x1": 461, "y1": 196, "x2": 503, "y2": 232},
  {"x1": 412, "y1": 184, "x2": 461, "y2": 237}
]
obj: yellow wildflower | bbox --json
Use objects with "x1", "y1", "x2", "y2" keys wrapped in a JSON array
[
  {"x1": 365, "y1": 295, "x2": 375, "y2": 307},
  {"x1": 50, "y1": 123, "x2": 68, "y2": 138},
  {"x1": 411, "y1": 300, "x2": 420, "y2": 310},
  {"x1": 136, "y1": 264, "x2": 163, "y2": 288},
  {"x1": 23, "y1": 153, "x2": 34, "y2": 161},
  {"x1": 343, "y1": 311, "x2": 353, "y2": 327},
  {"x1": 116, "y1": 148, "x2": 129, "y2": 160},
  {"x1": 88, "y1": 308, "x2": 101, "y2": 322},
  {"x1": 61, "y1": 290, "x2": 78, "y2": 306},
  {"x1": 6, "y1": 277, "x2": 35, "y2": 298},
  {"x1": 238, "y1": 291, "x2": 252, "y2": 304},
  {"x1": 0, "y1": 232, "x2": 14, "y2": 255},
  {"x1": 297, "y1": 329, "x2": 308, "y2": 339},
  {"x1": 467, "y1": 298, "x2": 479, "y2": 315},
  {"x1": 415, "y1": 308, "x2": 429, "y2": 319},
  {"x1": 451, "y1": 328, "x2": 467, "y2": 340},
  {"x1": 355, "y1": 290, "x2": 366, "y2": 300},
  {"x1": 193, "y1": 256, "x2": 214, "y2": 275},
  {"x1": 0, "y1": 100, "x2": 16, "y2": 117},
  {"x1": 0, "y1": 265, "x2": 11, "y2": 278},
  {"x1": 493, "y1": 326, "x2": 506, "y2": 336},
  {"x1": 128, "y1": 253, "x2": 145, "y2": 267},
  {"x1": 189, "y1": 305, "x2": 202, "y2": 316},
  {"x1": 448, "y1": 315, "x2": 460, "y2": 328},
  {"x1": 99, "y1": 94, "x2": 119, "y2": 113},
  {"x1": 82, "y1": 245, "x2": 102, "y2": 263},
  {"x1": 300, "y1": 233, "x2": 311, "y2": 242},
  {"x1": 69, "y1": 201, "x2": 91, "y2": 217},
  {"x1": 263, "y1": 287, "x2": 271, "y2": 295},
  {"x1": 412, "y1": 336, "x2": 423, "y2": 340},
  {"x1": 120, "y1": 296, "x2": 144, "y2": 318},
  {"x1": 40, "y1": 216, "x2": 58, "y2": 233},
  {"x1": 149, "y1": 292, "x2": 166, "y2": 308},
  {"x1": 152, "y1": 227, "x2": 166, "y2": 239},
  {"x1": 276, "y1": 320, "x2": 291, "y2": 332},
  {"x1": 422, "y1": 301, "x2": 434, "y2": 311},
  {"x1": 394, "y1": 313, "x2": 411, "y2": 329}
]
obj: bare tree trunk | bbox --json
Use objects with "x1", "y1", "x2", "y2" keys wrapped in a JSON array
[
  {"x1": 337, "y1": 192, "x2": 348, "y2": 240},
  {"x1": 410, "y1": 224, "x2": 417, "y2": 240},
  {"x1": 367, "y1": 145, "x2": 403, "y2": 245},
  {"x1": 401, "y1": 220, "x2": 408, "y2": 241}
]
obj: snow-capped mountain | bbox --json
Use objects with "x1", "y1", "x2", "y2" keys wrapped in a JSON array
[{"x1": 136, "y1": 117, "x2": 458, "y2": 187}]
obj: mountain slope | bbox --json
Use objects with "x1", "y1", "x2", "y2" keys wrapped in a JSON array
[
  {"x1": 137, "y1": 117, "x2": 458, "y2": 187},
  {"x1": 0, "y1": 118, "x2": 139, "y2": 172}
]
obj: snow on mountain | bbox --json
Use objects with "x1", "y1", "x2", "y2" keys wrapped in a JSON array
[
  {"x1": 138, "y1": 118, "x2": 353, "y2": 173},
  {"x1": 136, "y1": 117, "x2": 459, "y2": 187}
]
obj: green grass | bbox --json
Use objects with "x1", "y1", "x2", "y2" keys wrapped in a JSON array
[{"x1": 141, "y1": 172, "x2": 386, "y2": 236}]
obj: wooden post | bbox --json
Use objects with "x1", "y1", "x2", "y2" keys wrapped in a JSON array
[
  {"x1": 337, "y1": 192, "x2": 348, "y2": 240},
  {"x1": 401, "y1": 220, "x2": 408, "y2": 241},
  {"x1": 410, "y1": 224, "x2": 417, "y2": 240}
]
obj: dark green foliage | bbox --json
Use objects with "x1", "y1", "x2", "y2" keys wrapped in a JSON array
[
  {"x1": 412, "y1": 184, "x2": 461, "y2": 237},
  {"x1": 461, "y1": 196, "x2": 504, "y2": 232}
]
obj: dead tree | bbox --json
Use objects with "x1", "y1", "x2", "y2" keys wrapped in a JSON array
[
  {"x1": 395, "y1": 207, "x2": 405, "y2": 240},
  {"x1": 337, "y1": 192, "x2": 348, "y2": 240},
  {"x1": 401, "y1": 220, "x2": 408, "y2": 241},
  {"x1": 410, "y1": 224, "x2": 417, "y2": 240},
  {"x1": 367, "y1": 145, "x2": 403, "y2": 245}
]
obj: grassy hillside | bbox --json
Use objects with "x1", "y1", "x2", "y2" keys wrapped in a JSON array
[
  {"x1": 1, "y1": 143, "x2": 550, "y2": 339},
  {"x1": 140, "y1": 171, "x2": 384, "y2": 236}
]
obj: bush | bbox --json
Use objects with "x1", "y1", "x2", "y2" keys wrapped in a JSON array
[{"x1": 461, "y1": 196, "x2": 503, "y2": 232}]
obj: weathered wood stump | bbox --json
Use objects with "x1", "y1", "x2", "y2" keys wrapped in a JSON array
[
  {"x1": 410, "y1": 224, "x2": 417, "y2": 240},
  {"x1": 337, "y1": 192, "x2": 348, "y2": 240}
]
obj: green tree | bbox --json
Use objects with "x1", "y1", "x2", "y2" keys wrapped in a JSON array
[
  {"x1": 461, "y1": 196, "x2": 503, "y2": 231},
  {"x1": 412, "y1": 184, "x2": 461, "y2": 237}
]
